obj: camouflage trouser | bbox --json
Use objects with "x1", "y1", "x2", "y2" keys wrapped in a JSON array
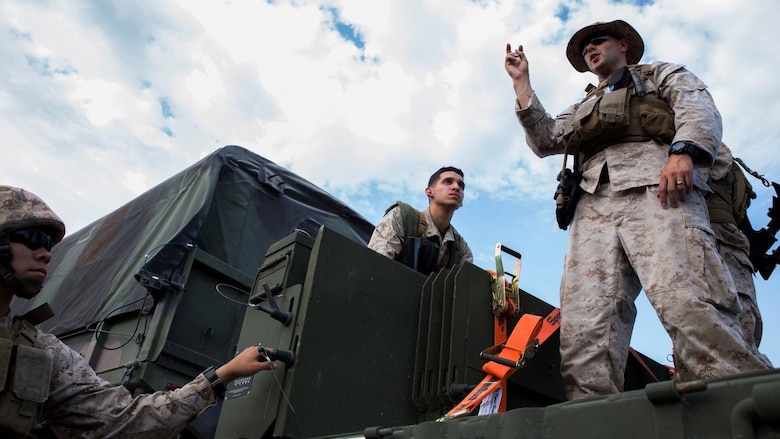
[
  {"x1": 559, "y1": 185, "x2": 771, "y2": 400},
  {"x1": 710, "y1": 222, "x2": 773, "y2": 368}
]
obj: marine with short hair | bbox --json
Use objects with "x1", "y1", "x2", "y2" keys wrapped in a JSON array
[{"x1": 368, "y1": 166, "x2": 473, "y2": 275}]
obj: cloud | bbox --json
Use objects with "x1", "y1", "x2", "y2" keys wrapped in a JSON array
[{"x1": 2, "y1": 0, "x2": 779, "y2": 366}]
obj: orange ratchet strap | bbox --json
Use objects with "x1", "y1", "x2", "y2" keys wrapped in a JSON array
[
  {"x1": 486, "y1": 243, "x2": 522, "y2": 411},
  {"x1": 438, "y1": 307, "x2": 561, "y2": 421}
]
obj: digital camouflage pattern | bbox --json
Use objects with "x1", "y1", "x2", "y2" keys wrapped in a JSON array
[
  {"x1": 1, "y1": 185, "x2": 216, "y2": 436},
  {"x1": 712, "y1": 222, "x2": 770, "y2": 367},
  {"x1": 519, "y1": 62, "x2": 721, "y2": 195},
  {"x1": 368, "y1": 205, "x2": 473, "y2": 265},
  {"x1": 560, "y1": 187, "x2": 769, "y2": 396},
  {"x1": 0, "y1": 312, "x2": 215, "y2": 438},
  {"x1": 708, "y1": 145, "x2": 771, "y2": 366},
  {"x1": 515, "y1": 61, "x2": 771, "y2": 399},
  {"x1": 0, "y1": 186, "x2": 65, "y2": 241}
]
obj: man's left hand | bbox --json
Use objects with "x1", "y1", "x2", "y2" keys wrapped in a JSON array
[{"x1": 658, "y1": 154, "x2": 694, "y2": 208}]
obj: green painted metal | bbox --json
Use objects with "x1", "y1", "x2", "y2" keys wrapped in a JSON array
[
  {"x1": 344, "y1": 371, "x2": 780, "y2": 439},
  {"x1": 216, "y1": 227, "x2": 426, "y2": 438},
  {"x1": 214, "y1": 227, "x2": 780, "y2": 439}
]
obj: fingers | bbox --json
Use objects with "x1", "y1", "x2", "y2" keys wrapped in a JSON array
[
  {"x1": 505, "y1": 43, "x2": 524, "y2": 56},
  {"x1": 658, "y1": 176, "x2": 692, "y2": 209},
  {"x1": 257, "y1": 347, "x2": 274, "y2": 362},
  {"x1": 675, "y1": 178, "x2": 691, "y2": 202},
  {"x1": 658, "y1": 181, "x2": 676, "y2": 209},
  {"x1": 505, "y1": 44, "x2": 526, "y2": 75},
  {"x1": 218, "y1": 346, "x2": 281, "y2": 382},
  {"x1": 259, "y1": 360, "x2": 278, "y2": 371},
  {"x1": 658, "y1": 154, "x2": 694, "y2": 209}
]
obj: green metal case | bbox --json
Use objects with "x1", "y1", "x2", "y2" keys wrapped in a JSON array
[
  {"x1": 59, "y1": 247, "x2": 253, "y2": 394},
  {"x1": 215, "y1": 227, "x2": 425, "y2": 438}
]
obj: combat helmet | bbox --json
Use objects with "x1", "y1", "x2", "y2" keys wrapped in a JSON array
[{"x1": 0, "y1": 186, "x2": 65, "y2": 298}]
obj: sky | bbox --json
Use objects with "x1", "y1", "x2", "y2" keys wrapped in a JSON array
[{"x1": 2, "y1": 0, "x2": 779, "y2": 369}]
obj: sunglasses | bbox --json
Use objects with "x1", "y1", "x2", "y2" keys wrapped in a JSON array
[
  {"x1": 581, "y1": 35, "x2": 611, "y2": 57},
  {"x1": 8, "y1": 228, "x2": 56, "y2": 252}
]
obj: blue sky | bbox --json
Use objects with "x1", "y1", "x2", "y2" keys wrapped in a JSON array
[{"x1": 2, "y1": 0, "x2": 779, "y2": 368}]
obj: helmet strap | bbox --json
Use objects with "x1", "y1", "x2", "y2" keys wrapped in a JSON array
[{"x1": 0, "y1": 238, "x2": 42, "y2": 299}]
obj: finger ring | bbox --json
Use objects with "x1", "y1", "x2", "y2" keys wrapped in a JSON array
[{"x1": 676, "y1": 181, "x2": 685, "y2": 185}]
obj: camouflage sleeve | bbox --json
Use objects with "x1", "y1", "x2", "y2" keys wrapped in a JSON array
[
  {"x1": 654, "y1": 61, "x2": 722, "y2": 165},
  {"x1": 40, "y1": 332, "x2": 215, "y2": 438},
  {"x1": 710, "y1": 143, "x2": 732, "y2": 181},
  {"x1": 367, "y1": 206, "x2": 405, "y2": 260},
  {"x1": 515, "y1": 93, "x2": 573, "y2": 158},
  {"x1": 458, "y1": 235, "x2": 474, "y2": 264}
]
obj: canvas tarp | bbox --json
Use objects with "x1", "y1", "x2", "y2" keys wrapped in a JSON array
[{"x1": 12, "y1": 145, "x2": 374, "y2": 336}]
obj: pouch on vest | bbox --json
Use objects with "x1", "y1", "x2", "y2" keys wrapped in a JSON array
[
  {"x1": 554, "y1": 167, "x2": 582, "y2": 230},
  {"x1": 0, "y1": 337, "x2": 11, "y2": 393},
  {"x1": 1, "y1": 313, "x2": 54, "y2": 437},
  {"x1": 566, "y1": 87, "x2": 631, "y2": 155},
  {"x1": 709, "y1": 163, "x2": 756, "y2": 225},
  {"x1": 565, "y1": 66, "x2": 633, "y2": 155},
  {"x1": 638, "y1": 97, "x2": 675, "y2": 145},
  {"x1": 13, "y1": 345, "x2": 52, "y2": 404},
  {"x1": 404, "y1": 237, "x2": 440, "y2": 276},
  {"x1": 0, "y1": 341, "x2": 51, "y2": 437},
  {"x1": 562, "y1": 65, "x2": 676, "y2": 157}
]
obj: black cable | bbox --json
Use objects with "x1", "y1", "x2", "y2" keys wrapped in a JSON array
[
  {"x1": 93, "y1": 242, "x2": 193, "y2": 351},
  {"x1": 260, "y1": 349, "x2": 303, "y2": 439},
  {"x1": 92, "y1": 293, "x2": 150, "y2": 351}
]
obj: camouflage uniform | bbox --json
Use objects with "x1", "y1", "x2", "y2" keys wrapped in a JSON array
[
  {"x1": 516, "y1": 61, "x2": 770, "y2": 399},
  {"x1": 709, "y1": 145, "x2": 772, "y2": 367},
  {"x1": 368, "y1": 206, "x2": 473, "y2": 265},
  {"x1": 0, "y1": 312, "x2": 215, "y2": 438},
  {"x1": 1, "y1": 185, "x2": 222, "y2": 436}
]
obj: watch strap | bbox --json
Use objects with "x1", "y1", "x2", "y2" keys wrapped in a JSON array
[
  {"x1": 668, "y1": 141, "x2": 701, "y2": 162},
  {"x1": 202, "y1": 365, "x2": 226, "y2": 397}
]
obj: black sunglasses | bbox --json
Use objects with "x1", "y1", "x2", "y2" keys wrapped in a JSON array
[
  {"x1": 8, "y1": 228, "x2": 56, "y2": 252},
  {"x1": 581, "y1": 35, "x2": 611, "y2": 57}
]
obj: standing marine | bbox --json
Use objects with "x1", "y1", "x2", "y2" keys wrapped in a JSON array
[{"x1": 504, "y1": 20, "x2": 771, "y2": 399}]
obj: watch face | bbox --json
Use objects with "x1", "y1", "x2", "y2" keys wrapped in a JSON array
[{"x1": 670, "y1": 142, "x2": 692, "y2": 155}]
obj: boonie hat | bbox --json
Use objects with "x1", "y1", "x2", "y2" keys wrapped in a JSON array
[{"x1": 566, "y1": 19, "x2": 644, "y2": 73}]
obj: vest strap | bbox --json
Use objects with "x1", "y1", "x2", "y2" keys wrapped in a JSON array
[{"x1": 16, "y1": 303, "x2": 54, "y2": 327}]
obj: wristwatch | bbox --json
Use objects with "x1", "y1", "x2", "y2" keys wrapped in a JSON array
[
  {"x1": 668, "y1": 141, "x2": 700, "y2": 161},
  {"x1": 202, "y1": 365, "x2": 226, "y2": 397}
]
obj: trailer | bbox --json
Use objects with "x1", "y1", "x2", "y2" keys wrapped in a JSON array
[{"x1": 15, "y1": 145, "x2": 780, "y2": 438}]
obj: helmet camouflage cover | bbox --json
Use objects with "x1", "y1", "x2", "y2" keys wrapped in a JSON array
[{"x1": 0, "y1": 186, "x2": 65, "y2": 244}]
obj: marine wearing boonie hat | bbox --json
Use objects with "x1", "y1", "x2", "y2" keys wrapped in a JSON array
[{"x1": 565, "y1": 19, "x2": 645, "y2": 73}]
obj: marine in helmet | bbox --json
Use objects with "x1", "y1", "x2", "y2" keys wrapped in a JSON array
[
  {"x1": 0, "y1": 186, "x2": 65, "y2": 300},
  {"x1": 504, "y1": 21, "x2": 771, "y2": 399},
  {"x1": 0, "y1": 186, "x2": 278, "y2": 437}
]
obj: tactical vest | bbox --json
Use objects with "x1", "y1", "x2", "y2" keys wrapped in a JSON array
[
  {"x1": 389, "y1": 201, "x2": 461, "y2": 275},
  {"x1": 559, "y1": 64, "x2": 676, "y2": 158},
  {"x1": 1, "y1": 304, "x2": 54, "y2": 438},
  {"x1": 707, "y1": 162, "x2": 756, "y2": 225}
]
